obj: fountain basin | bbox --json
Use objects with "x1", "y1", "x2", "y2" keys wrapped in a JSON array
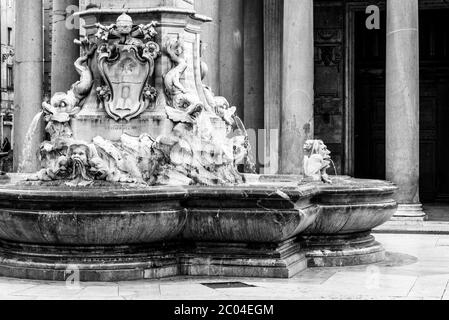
[
  {"x1": 0, "y1": 185, "x2": 187, "y2": 245},
  {"x1": 0, "y1": 175, "x2": 397, "y2": 281},
  {"x1": 302, "y1": 177, "x2": 398, "y2": 267}
]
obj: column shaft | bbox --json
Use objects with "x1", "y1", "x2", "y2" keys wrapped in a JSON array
[
  {"x1": 243, "y1": 0, "x2": 264, "y2": 172},
  {"x1": 280, "y1": 0, "x2": 314, "y2": 174},
  {"x1": 51, "y1": 0, "x2": 80, "y2": 95},
  {"x1": 386, "y1": 0, "x2": 425, "y2": 219},
  {"x1": 196, "y1": 0, "x2": 220, "y2": 92},
  {"x1": 218, "y1": 0, "x2": 244, "y2": 119},
  {"x1": 263, "y1": 0, "x2": 282, "y2": 174},
  {"x1": 13, "y1": 0, "x2": 43, "y2": 172},
  {"x1": 0, "y1": 114, "x2": 4, "y2": 149}
]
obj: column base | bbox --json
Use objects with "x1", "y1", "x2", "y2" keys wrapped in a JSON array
[{"x1": 392, "y1": 204, "x2": 427, "y2": 221}]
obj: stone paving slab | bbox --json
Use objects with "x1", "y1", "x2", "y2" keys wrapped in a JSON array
[{"x1": 0, "y1": 233, "x2": 449, "y2": 300}]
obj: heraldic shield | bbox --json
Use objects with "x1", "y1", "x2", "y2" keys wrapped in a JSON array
[{"x1": 98, "y1": 45, "x2": 154, "y2": 121}]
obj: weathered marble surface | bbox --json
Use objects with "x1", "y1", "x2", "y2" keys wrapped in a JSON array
[{"x1": 0, "y1": 175, "x2": 397, "y2": 281}]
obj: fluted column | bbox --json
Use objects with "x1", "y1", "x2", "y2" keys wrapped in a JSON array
[
  {"x1": 51, "y1": 0, "x2": 80, "y2": 95},
  {"x1": 263, "y1": 0, "x2": 281, "y2": 174},
  {"x1": 263, "y1": 0, "x2": 314, "y2": 175},
  {"x1": 386, "y1": 0, "x2": 425, "y2": 219},
  {"x1": 13, "y1": 0, "x2": 43, "y2": 172}
]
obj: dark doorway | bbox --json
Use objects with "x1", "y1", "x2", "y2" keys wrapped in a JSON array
[
  {"x1": 354, "y1": 9, "x2": 449, "y2": 203},
  {"x1": 354, "y1": 10, "x2": 386, "y2": 180}
]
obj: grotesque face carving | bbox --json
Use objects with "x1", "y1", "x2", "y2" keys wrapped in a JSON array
[
  {"x1": 318, "y1": 142, "x2": 331, "y2": 160},
  {"x1": 304, "y1": 140, "x2": 331, "y2": 160},
  {"x1": 303, "y1": 140, "x2": 332, "y2": 184},
  {"x1": 116, "y1": 13, "x2": 133, "y2": 35},
  {"x1": 69, "y1": 144, "x2": 90, "y2": 165}
]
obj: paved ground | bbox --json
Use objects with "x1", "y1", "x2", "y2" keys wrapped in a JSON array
[
  {"x1": 375, "y1": 205, "x2": 449, "y2": 233},
  {"x1": 1, "y1": 233, "x2": 449, "y2": 300}
]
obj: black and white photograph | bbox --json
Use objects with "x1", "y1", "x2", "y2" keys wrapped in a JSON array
[{"x1": 0, "y1": 0, "x2": 447, "y2": 309}]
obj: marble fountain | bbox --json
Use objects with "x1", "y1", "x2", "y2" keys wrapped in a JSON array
[{"x1": 0, "y1": 3, "x2": 397, "y2": 281}]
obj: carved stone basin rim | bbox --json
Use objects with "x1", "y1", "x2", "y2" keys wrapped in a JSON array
[{"x1": 0, "y1": 175, "x2": 397, "y2": 246}]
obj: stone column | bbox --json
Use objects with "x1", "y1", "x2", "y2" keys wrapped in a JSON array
[
  {"x1": 243, "y1": 0, "x2": 264, "y2": 172},
  {"x1": 218, "y1": 0, "x2": 244, "y2": 119},
  {"x1": 13, "y1": 0, "x2": 43, "y2": 172},
  {"x1": 51, "y1": 0, "x2": 80, "y2": 95},
  {"x1": 386, "y1": 0, "x2": 425, "y2": 219},
  {"x1": 195, "y1": 0, "x2": 220, "y2": 92},
  {"x1": 263, "y1": 0, "x2": 314, "y2": 175},
  {"x1": 280, "y1": 0, "x2": 315, "y2": 174},
  {"x1": 263, "y1": 0, "x2": 282, "y2": 174},
  {"x1": 10, "y1": 114, "x2": 14, "y2": 150}
]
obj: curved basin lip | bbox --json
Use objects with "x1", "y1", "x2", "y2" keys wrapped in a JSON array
[
  {"x1": 0, "y1": 175, "x2": 397, "y2": 200},
  {"x1": 317, "y1": 178, "x2": 398, "y2": 194},
  {"x1": 0, "y1": 182, "x2": 319, "y2": 201},
  {"x1": 184, "y1": 184, "x2": 319, "y2": 199},
  {"x1": 0, "y1": 185, "x2": 190, "y2": 201},
  {"x1": 318, "y1": 185, "x2": 398, "y2": 195}
]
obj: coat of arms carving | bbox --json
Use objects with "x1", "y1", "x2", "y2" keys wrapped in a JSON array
[{"x1": 96, "y1": 13, "x2": 160, "y2": 121}]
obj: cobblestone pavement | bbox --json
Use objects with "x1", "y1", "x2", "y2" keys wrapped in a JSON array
[{"x1": 1, "y1": 233, "x2": 449, "y2": 300}]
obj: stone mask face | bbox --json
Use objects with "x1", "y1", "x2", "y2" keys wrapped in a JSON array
[
  {"x1": 70, "y1": 146, "x2": 89, "y2": 165},
  {"x1": 319, "y1": 143, "x2": 331, "y2": 160}
]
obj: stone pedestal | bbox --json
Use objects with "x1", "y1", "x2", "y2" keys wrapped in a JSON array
[
  {"x1": 386, "y1": 0, "x2": 425, "y2": 220},
  {"x1": 13, "y1": 0, "x2": 43, "y2": 172},
  {"x1": 180, "y1": 240, "x2": 307, "y2": 279},
  {"x1": 74, "y1": 5, "x2": 212, "y2": 142},
  {"x1": 302, "y1": 233, "x2": 385, "y2": 267}
]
